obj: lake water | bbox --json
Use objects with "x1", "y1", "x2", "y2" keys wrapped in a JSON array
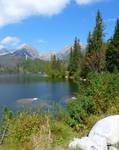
[{"x1": 0, "y1": 74, "x2": 78, "y2": 114}]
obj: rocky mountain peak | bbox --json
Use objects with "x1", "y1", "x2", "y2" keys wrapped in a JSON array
[{"x1": 15, "y1": 44, "x2": 40, "y2": 59}]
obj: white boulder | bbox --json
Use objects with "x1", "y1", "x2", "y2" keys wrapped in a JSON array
[{"x1": 69, "y1": 115, "x2": 119, "y2": 150}]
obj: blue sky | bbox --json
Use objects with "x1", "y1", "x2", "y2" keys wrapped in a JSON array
[{"x1": 0, "y1": 0, "x2": 118, "y2": 53}]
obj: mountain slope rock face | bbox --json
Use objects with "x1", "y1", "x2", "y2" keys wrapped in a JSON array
[
  {"x1": 57, "y1": 45, "x2": 72, "y2": 60},
  {"x1": 0, "y1": 44, "x2": 40, "y2": 59},
  {"x1": 0, "y1": 44, "x2": 40, "y2": 67},
  {"x1": 13, "y1": 44, "x2": 40, "y2": 59}
]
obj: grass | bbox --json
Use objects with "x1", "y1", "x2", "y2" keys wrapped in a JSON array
[
  {"x1": 0, "y1": 112, "x2": 77, "y2": 150},
  {"x1": 0, "y1": 114, "x2": 118, "y2": 150}
]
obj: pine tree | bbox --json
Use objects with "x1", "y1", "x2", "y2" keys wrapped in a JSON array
[
  {"x1": 51, "y1": 54, "x2": 57, "y2": 71},
  {"x1": 68, "y1": 37, "x2": 81, "y2": 78},
  {"x1": 85, "y1": 11, "x2": 105, "y2": 73},
  {"x1": 68, "y1": 47, "x2": 74, "y2": 76},
  {"x1": 80, "y1": 32, "x2": 92, "y2": 77},
  {"x1": 86, "y1": 32, "x2": 93, "y2": 55},
  {"x1": 105, "y1": 39, "x2": 117, "y2": 72},
  {"x1": 113, "y1": 19, "x2": 119, "y2": 70},
  {"x1": 73, "y1": 37, "x2": 81, "y2": 72},
  {"x1": 113, "y1": 19, "x2": 119, "y2": 47},
  {"x1": 106, "y1": 19, "x2": 119, "y2": 72},
  {"x1": 92, "y1": 11, "x2": 104, "y2": 51}
]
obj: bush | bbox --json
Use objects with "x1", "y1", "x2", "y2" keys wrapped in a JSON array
[
  {"x1": 85, "y1": 73, "x2": 119, "y2": 113},
  {"x1": 67, "y1": 73, "x2": 119, "y2": 131},
  {"x1": 67, "y1": 96, "x2": 96, "y2": 124}
]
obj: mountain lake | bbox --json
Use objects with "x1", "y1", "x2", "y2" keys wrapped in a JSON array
[{"x1": 0, "y1": 74, "x2": 78, "y2": 114}]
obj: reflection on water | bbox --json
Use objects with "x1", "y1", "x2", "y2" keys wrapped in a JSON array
[
  {"x1": 17, "y1": 97, "x2": 38, "y2": 104},
  {"x1": 0, "y1": 74, "x2": 78, "y2": 113}
]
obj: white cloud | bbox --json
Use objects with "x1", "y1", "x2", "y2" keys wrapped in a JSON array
[
  {"x1": 0, "y1": 0, "x2": 70, "y2": 27},
  {"x1": 75, "y1": 0, "x2": 102, "y2": 5},
  {"x1": 1, "y1": 36, "x2": 20, "y2": 46},
  {"x1": 0, "y1": 0, "x2": 106, "y2": 27}
]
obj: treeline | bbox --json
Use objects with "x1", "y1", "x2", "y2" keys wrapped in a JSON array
[
  {"x1": 0, "y1": 59, "x2": 48, "y2": 74},
  {"x1": 67, "y1": 11, "x2": 119, "y2": 78},
  {"x1": 0, "y1": 65, "x2": 18, "y2": 73},
  {"x1": 17, "y1": 59, "x2": 48, "y2": 73},
  {"x1": 45, "y1": 54, "x2": 67, "y2": 78}
]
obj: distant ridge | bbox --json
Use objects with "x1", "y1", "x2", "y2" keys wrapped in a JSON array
[{"x1": 0, "y1": 44, "x2": 86, "y2": 67}]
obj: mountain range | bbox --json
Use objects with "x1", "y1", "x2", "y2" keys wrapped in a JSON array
[
  {"x1": 0, "y1": 44, "x2": 40, "y2": 59},
  {"x1": 0, "y1": 44, "x2": 86, "y2": 67},
  {"x1": 0, "y1": 44, "x2": 72, "y2": 60}
]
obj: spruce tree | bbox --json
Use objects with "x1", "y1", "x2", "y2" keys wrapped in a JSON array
[
  {"x1": 106, "y1": 39, "x2": 117, "y2": 72},
  {"x1": 113, "y1": 19, "x2": 119, "y2": 47},
  {"x1": 85, "y1": 11, "x2": 105, "y2": 72},
  {"x1": 51, "y1": 54, "x2": 57, "y2": 71},
  {"x1": 86, "y1": 32, "x2": 93, "y2": 55},
  {"x1": 68, "y1": 37, "x2": 81, "y2": 78},
  {"x1": 106, "y1": 19, "x2": 119, "y2": 72},
  {"x1": 80, "y1": 32, "x2": 92, "y2": 77},
  {"x1": 68, "y1": 47, "x2": 74, "y2": 76},
  {"x1": 73, "y1": 37, "x2": 81, "y2": 73},
  {"x1": 114, "y1": 19, "x2": 119, "y2": 71},
  {"x1": 92, "y1": 11, "x2": 104, "y2": 51}
]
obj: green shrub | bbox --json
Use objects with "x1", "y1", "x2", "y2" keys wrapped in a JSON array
[
  {"x1": 68, "y1": 95, "x2": 97, "y2": 122},
  {"x1": 67, "y1": 73, "x2": 119, "y2": 131},
  {"x1": 51, "y1": 121, "x2": 75, "y2": 146}
]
